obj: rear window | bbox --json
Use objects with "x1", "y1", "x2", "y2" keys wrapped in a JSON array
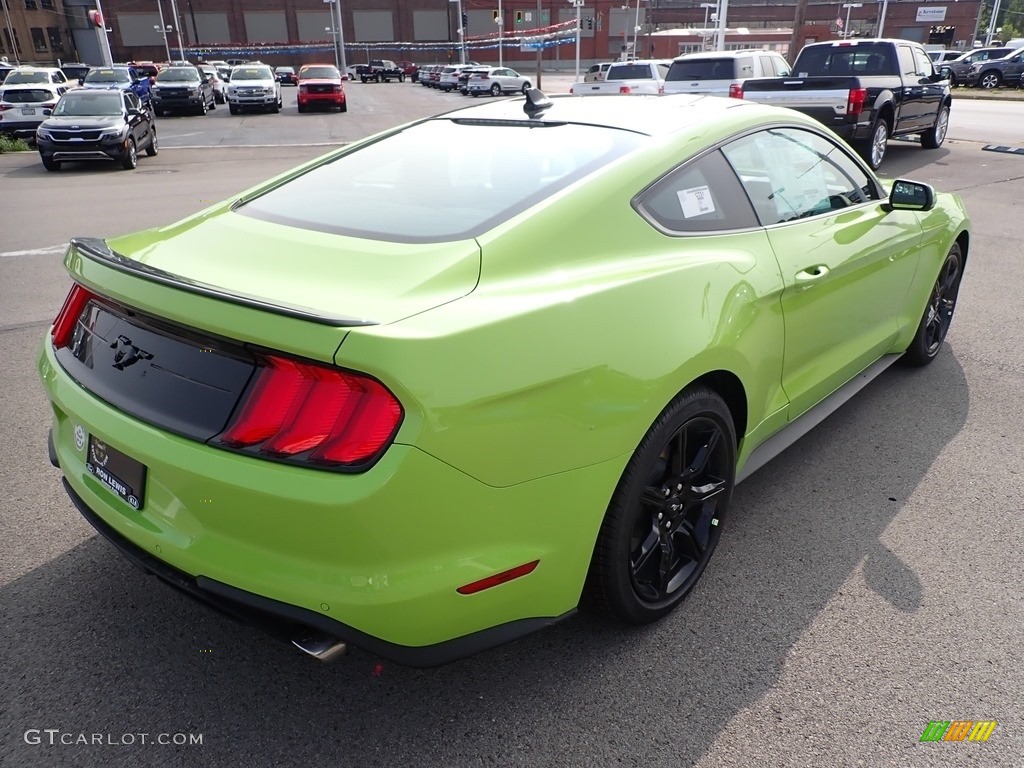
[
  {"x1": 238, "y1": 119, "x2": 645, "y2": 242},
  {"x1": 793, "y1": 43, "x2": 897, "y2": 76},
  {"x1": 607, "y1": 64, "x2": 662, "y2": 80},
  {"x1": 1, "y1": 88, "x2": 53, "y2": 103},
  {"x1": 667, "y1": 58, "x2": 737, "y2": 81}
]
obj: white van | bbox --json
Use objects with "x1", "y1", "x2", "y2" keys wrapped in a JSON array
[{"x1": 662, "y1": 49, "x2": 791, "y2": 97}]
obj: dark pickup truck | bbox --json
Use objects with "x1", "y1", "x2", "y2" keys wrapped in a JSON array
[
  {"x1": 360, "y1": 59, "x2": 406, "y2": 83},
  {"x1": 736, "y1": 39, "x2": 951, "y2": 170}
]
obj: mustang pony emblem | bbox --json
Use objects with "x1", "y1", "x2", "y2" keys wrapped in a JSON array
[{"x1": 110, "y1": 334, "x2": 153, "y2": 370}]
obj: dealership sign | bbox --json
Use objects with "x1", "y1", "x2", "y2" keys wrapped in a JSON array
[{"x1": 916, "y1": 6, "x2": 947, "y2": 22}]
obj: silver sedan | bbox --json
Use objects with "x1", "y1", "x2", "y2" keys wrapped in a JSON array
[{"x1": 466, "y1": 67, "x2": 532, "y2": 97}]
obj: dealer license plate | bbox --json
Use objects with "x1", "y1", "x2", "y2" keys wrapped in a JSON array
[{"x1": 86, "y1": 434, "x2": 147, "y2": 510}]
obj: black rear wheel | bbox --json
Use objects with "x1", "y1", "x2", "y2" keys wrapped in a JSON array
[{"x1": 586, "y1": 387, "x2": 735, "y2": 624}]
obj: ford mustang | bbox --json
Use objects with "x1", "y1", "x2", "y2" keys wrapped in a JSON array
[{"x1": 38, "y1": 91, "x2": 969, "y2": 666}]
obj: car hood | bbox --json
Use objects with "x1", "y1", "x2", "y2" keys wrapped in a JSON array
[
  {"x1": 81, "y1": 82, "x2": 130, "y2": 90},
  {"x1": 299, "y1": 78, "x2": 342, "y2": 86},
  {"x1": 41, "y1": 115, "x2": 124, "y2": 129},
  {"x1": 229, "y1": 79, "x2": 276, "y2": 87},
  {"x1": 102, "y1": 209, "x2": 482, "y2": 327}
]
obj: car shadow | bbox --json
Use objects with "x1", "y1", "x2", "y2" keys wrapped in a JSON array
[
  {"x1": 0, "y1": 350, "x2": 969, "y2": 766},
  {"x1": 875, "y1": 140, "x2": 954, "y2": 178}
]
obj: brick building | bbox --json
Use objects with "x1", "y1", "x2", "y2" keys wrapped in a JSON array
[
  {"x1": 6, "y1": 0, "x2": 985, "y2": 69},
  {"x1": 0, "y1": 0, "x2": 77, "y2": 65}
]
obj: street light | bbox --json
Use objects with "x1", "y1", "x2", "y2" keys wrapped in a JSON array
[
  {"x1": 632, "y1": 0, "x2": 643, "y2": 62},
  {"x1": 496, "y1": 0, "x2": 504, "y2": 67},
  {"x1": 841, "y1": 3, "x2": 863, "y2": 39},
  {"x1": 154, "y1": 25, "x2": 172, "y2": 64},
  {"x1": 699, "y1": 2, "x2": 717, "y2": 50},
  {"x1": 569, "y1": 0, "x2": 583, "y2": 82}
]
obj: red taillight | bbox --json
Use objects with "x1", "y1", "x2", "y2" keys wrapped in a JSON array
[
  {"x1": 619, "y1": 85, "x2": 632, "y2": 94},
  {"x1": 479, "y1": 74, "x2": 489, "y2": 80},
  {"x1": 51, "y1": 283, "x2": 96, "y2": 348},
  {"x1": 457, "y1": 560, "x2": 540, "y2": 595},
  {"x1": 40, "y1": 101, "x2": 57, "y2": 109},
  {"x1": 0, "y1": 104, "x2": 11, "y2": 111},
  {"x1": 847, "y1": 87, "x2": 867, "y2": 116},
  {"x1": 728, "y1": 83, "x2": 744, "y2": 99},
  {"x1": 219, "y1": 354, "x2": 402, "y2": 467}
]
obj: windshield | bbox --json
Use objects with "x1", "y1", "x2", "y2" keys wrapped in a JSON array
[
  {"x1": 231, "y1": 67, "x2": 273, "y2": 81},
  {"x1": 300, "y1": 66, "x2": 340, "y2": 79},
  {"x1": 157, "y1": 68, "x2": 200, "y2": 82},
  {"x1": 85, "y1": 69, "x2": 131, "y2": 84},
  {"x1": 6, "y1": 71, "x2": 50, "y2": 84},
  {"x1": 54, "y1": 92, "x2": 123, "y2": 116},
  {"x1": 1, "y1": 88, "x2": 54, "y2": 103},
  {"x1": 238, "y1": 119, "x2": 645, "y2": 242}
]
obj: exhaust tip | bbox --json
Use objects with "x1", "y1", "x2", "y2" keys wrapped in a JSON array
[{"x1": 291, "y1": 631, "x2": 347, "y2": 662}]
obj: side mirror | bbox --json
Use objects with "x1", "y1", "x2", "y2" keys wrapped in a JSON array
[
  {"x1": 42, "y1": 108, "x2": 52, "y2": 116},
  {"x1": 78, "y1": 77, "x2": 85, "y2": 85},
  {"x1": 201, "y1": 75, "x2": 211, "y2": 83},
  {"x1": 128, "y1": 108, "x2": 146, "y2": 118},
  {"x1": 885, "y1": 179, "x2": 936, "y2": 212}
]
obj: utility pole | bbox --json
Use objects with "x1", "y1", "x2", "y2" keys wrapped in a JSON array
[
  {"x1": 0, "y1": 0, "x2": 21, "y2": 64},
  {"x1": 713, "y1": 0, "x2": 728, "y2": 51},
  {"x1": 156, "y1": 0, "x2": 172, "y2": 63},
  {"x1": 788, "y1": 0, "x2": 808, "y2": 64},
  {"x1": 877, "y1": 0, "x2": 890, "y2": 37},
  {"x1": 498, "y1": 0, "x2": 504, "y2": 66},
  {"x1": 168, "y1": 0, "x2": 186, "y2": 59},
  {"x1": 93, "y1": 0, "x2": 114, "y2": 65},
  {"x1": 985, "y1": 0, "x2": 1003, "y2": 45},
  {"x1": 574, "y1": 0, "x2": 582, "y2": 81},
  {"x1": 535, "y1": 0, "x2": 542, "y2": 88},
  {"x1": 333, "y1": 0, "x2": 347, "y2": 74}
]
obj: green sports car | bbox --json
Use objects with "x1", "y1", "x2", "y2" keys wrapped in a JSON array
[{"x1": 38, "y1": 91, "x2": 969, "y2": 666}]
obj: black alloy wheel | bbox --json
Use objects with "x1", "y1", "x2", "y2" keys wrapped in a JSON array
[
  {"x1": 903, "y1": 242, "x2": 963, "y2": 366},
  {"x1": 586, "y1": 387, "x2": 735, "y2": 624}
]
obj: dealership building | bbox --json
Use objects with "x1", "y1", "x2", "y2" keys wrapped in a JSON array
[{"x1": 2, "y1": 0, "x2": 987, "y2": 69}]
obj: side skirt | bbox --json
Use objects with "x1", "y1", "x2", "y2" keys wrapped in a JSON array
[{"x1": 736, "y1": 353, "x2": 902, "y2": 484}]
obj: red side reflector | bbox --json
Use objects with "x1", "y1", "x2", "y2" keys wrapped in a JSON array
[
  {"x1": 728, "y1": 83, "x2": 744, "y2": 99},
  {"x1": 51, "y1": 283, "x2": 96, "y2": 348},
  {"x1": 847, "y1": 87, "x2": 867, "y2": 116},
  {"x1": 456, "y1": 560, "x2": 540, "y2": 595}
]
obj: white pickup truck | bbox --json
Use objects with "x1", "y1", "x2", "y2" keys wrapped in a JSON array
[{"x1": 569, "y1": 60, "x2": 672, "y2": 95}]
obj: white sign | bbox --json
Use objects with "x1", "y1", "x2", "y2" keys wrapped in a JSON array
[
  {"x1": 678, "y1": 186, "x2": 716, "y2": 218},
  {"x1": 916, "y1": 6, "x2": 947, "y2": 22}
]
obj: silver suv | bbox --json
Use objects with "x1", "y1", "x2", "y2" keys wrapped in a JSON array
[{"x1": 664, "y1": 50, "x2": 791, "y2": 97}]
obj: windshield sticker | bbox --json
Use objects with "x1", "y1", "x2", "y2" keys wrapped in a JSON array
[{"x1": 678, "y1": 186, "x2": 716, "y2": 218}]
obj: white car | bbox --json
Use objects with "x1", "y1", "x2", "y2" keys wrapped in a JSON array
[
  {"x1": 584, "y1": 62, "x2": 613, "y2": 82},
  {"x1": 570, "y1": 60, "x2": 671, "y2": 95},
  {"x1": 3, "y1": 66, "x2": 70, "y2": 87},
  {"x1": 466, "y1": 67, "x2": 532, "y2": 96},
  {"x1": 662, "y1": 50, "x2": 792, "y2": 97},
  {"x1": 198, "y1": 65, "x2": 227, "y2": 103},
  {"x1": 226, "y1": 64, "x2": 282, "y2": 114},
  {"x1": 0, "y1": 83, "x2": 68, "y2": 140}
]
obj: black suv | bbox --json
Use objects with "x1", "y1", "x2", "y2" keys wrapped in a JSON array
[
  {"x1": 963, "y1": 47, "x2": 1024, "y2": 88},
  {"x1": 36, "y1": 89, "x2": 157, "y2": 171},
  {"x1": 151, "y1": 66, "x2": 216, "y2": 116},
  {"x1": 940, "y1": 47, "x2": 1016, "y2": 85}
]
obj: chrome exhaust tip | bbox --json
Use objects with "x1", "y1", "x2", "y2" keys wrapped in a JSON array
[{"x1": 291, "y1": 631, "x2": 348, "y2": 662}]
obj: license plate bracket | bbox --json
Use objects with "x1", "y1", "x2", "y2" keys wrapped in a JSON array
[{"x1": 86, "y1": 434, "x2": 147, "y2": 510}]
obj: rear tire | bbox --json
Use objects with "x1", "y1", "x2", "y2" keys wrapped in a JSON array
[
  {"x1": 490, "y1": 83, "x2": 501, "y2": 96},
  {"x1": 297, "y1": 103, "x2": 306, "y2": 113},
  {"x1": 859, "y1": 118, "x2": 889, "y2": 171},
  {"x1": 145, "y1": 128, "x2": 158, "y2": 157},
  {"x1": 340, "y1": 101, "x2": 348, "y2": 113},
  {"x1": 902, "y1": 243, "x2": 963, "y2": 366},
  {"x1": 584, "y1": 387, "x2": 735, "y2": 624}
]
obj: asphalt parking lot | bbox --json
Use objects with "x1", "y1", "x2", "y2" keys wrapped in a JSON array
[{"x1": 1, "y1": 83, "x2": 1023, "y2": 768}]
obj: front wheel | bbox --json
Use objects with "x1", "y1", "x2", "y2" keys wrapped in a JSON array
[
  {"x1": 120, "y1": 138, "x2": 138, "y2": 170},
  {"x1": 398, "y1": 73, "x2": 405, "y2": 83},
  {"x1": 228, "y1": 104, "x2": 239, "y2": 115},
  {"x1": 902, "y1": 243, "x2": 963, "y2": 366},
  {"x1": 859, "y1": 118, "x2": 889, "y2": 170},
  {"x1": 41, "y1": 155, "x2": 61, "y2": 172},
  {"x1": 921, "y1": 105, "x2": 949, "y2": 149},
  {"x1": 585, "y1": 387, "x2": 735, "y2": 624}
]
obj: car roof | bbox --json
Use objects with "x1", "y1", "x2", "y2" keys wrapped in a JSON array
[
  {"x1": 673, "y1": 49, "x2": 774, "y2": 61},
  {"x1": 433, "y1": 92, "x2": 797, "y2": 138}
]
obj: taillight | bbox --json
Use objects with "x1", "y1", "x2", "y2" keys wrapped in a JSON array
[
  {"x1": 728, "y1": 83, "x2": 744, "y2": 99},
  {"x1": 480, "y1": 74, "x2": 489, "y2": 80},
  {"x1": 0, "y1": 104, "x2": 11, "y2": 111},
  {"x1": 219, "y1": 354, "x2": 402, "y2": 468},
  {"x1": 40, "y1": 101, "x2": 57, "y2": 109},
  {"x1": 847, "y1": 87, "x2": 867, "y2": 116},
  {"x1": 51, "y1": 283, "x2": 96, "y2": 348},
  {"x1": 619, "y1": 85, "x2": 632, "y2": 94},
  {"x1": 658, "y1": 84, "x2": 664, "y2": 95}
]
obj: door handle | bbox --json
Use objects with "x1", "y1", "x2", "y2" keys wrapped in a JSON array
[{"x1": 795, "y1": 265, "x2": 830, "y2": 282}]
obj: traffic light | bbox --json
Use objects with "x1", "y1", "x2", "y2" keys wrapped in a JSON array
[
  {"x1": 586, "y1": 16, "x2": 593, "y2": 30},
  {"x1": 462, "y1": 12, "x2": 468, "y2": 28},
  {"x1": 515, "y1": 10, "x2": 523, "y2": 24},
  {"x1": 493, "y1": 10, "x2": 500, "y2": 21}
]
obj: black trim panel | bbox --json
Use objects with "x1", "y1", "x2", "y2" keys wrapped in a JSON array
[
  {"x1": 70, "y1": 237, "x2": 378, "y2": 328},
  {"x1": 63, "y1": 479, "x2": 574, "y2": 667}
]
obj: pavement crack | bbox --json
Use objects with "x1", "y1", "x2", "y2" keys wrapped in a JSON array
[
  {"x1": 0, "y1": 319, "x2": 50, "y2": 335},
  {"x1": 946, "y1": 174, "x2": 1024, "y2": 193}
]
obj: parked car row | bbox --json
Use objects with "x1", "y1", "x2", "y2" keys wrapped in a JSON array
[
  {"x1": 938, "y1": 45, "x2": 1024, "y2": 88},
  {"x1": 417, "y1": 63, "x2": 533, "y2": 96}
]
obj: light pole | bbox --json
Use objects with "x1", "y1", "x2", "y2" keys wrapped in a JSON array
[
  {"x1": 876, "y1": 0, "x2": 889, "y2": 37},
  {"x1": 1, "y1": 0, "x2": 21, "y2": 64},
  {"x1": 167, "y1": 0, "x2": 186, "y2": 59},
  {"x1": 497, "y1": 0, "x2": 503, "y2": 67},
  {"x1": 632, "y1": 0, "x2": 642, "y2": 60},
  {"x1": 570, "y1": 0, "x2": 583, "y2": 81},
  {"x1": 700, "y1": 2, "x2": 716, "y2": 50},
  {"x1": 713, "y1": 0, "x2": 728, "y2": 51},
  {"x1": 93, "y1": 0, "x2": 114, "y2": 65},
  {"x1": 841, "y1": 3, "x2": 862, "y2": 39},
  {"x1": 324, "y1": 0, "x2": 347, "y2": 75},
  {"x1": 154, "y1": 25, "x2": 172, "y2": 64},
  {"x1": 325, "y1": 27, "x2": 340, "y2": 70},
  {"x1": 984, "y1": 0, "x2": 1004, "y2": 45}
]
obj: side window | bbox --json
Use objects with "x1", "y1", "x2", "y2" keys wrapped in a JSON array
[
  {"x1": 911, "y1": 48, "x2": 933, "y2": 78},
  {"x1": 721, "y1": 128, "x2": 878, "y2": 226},
  {"x1": 897, "y1": 45, "x2": 917, "y2": 77},
  {"x1": 736, "y1": 56, "x2": 754, "y2": 77},
  {"x1": 773, "y1": 55, "x2": 791, "y2": 77},
  {"x1": 638, "y1": 150, "x2": 758, "y2": 233},
  {"x1": 123, "y1": 93, "x2": 133, "y2": 112},
  {"x1": 657, "y1": 63, "x2": 670, "y2": 78}
]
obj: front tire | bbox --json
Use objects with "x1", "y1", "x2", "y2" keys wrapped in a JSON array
[
  {"x1": 228, "y1": 104, "x2": 239, "y2": 115},
  {"x1": 585, "y1": 387, "x2": 735, "y2": 624},
  {"x1": 902, "y1": 243, "x2": 963, "y2": 366},
  {"x1": 41, "y1": 155, "x2": 61, "y2": 172},
  {"x1": 120, "y1": 138, "x2": 138, "y2": 170},
  {"x1": 979, "y1": 71, "x2": 1001, "y2": 89},
  {"x1": 921, "y1": 105, "x2": 949, "y2": 149},
  {"x1": 860, "y1": 117, "x2": 889, "y2": 170}
]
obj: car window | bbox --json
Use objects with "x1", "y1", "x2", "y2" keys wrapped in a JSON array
[
  {"x1": 238, "y1": 120, "x2": 646, "y2": 243},
  {"x1": 608, "y1": 63, "x2": 658, "y2": 80},
  {"x1": 1, "y1": 88, "x2": 54, "y2": 103},
  {"x1": 911, "y1": 47, "x2": 934, "y2": 78},
  {"x1": 774, "y1": 55, "x2": 792, "y2": 76},
  {"x1": 638, "y1": 150, "x2": 758, "y2": 233},
  {"x1": 721, "y1": 128, "x2": 877, "y2": 226},
  {"x1": 666, "y1": 58, "x2": 736, "y2": 81},
  {"x1": 796, "y1": 43, "x2": 896, "y2": 76}
]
